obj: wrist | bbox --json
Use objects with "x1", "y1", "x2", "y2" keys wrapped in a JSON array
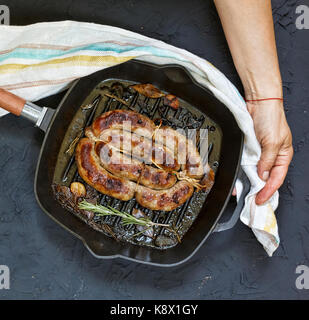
[
  {"x1": 241, "y1": 73, "x2": 283, "y2": 100},
  {"x1": 243, "y1": 82, "x2": 283, "y2": 101},
  {"x1": 246, "y1": 96, "x2": 284, "y2": 117}
]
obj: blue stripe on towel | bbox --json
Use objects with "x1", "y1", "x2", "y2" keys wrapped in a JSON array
[{"x1": 0, "y1": 42, "x2": 186, "y2": 64}]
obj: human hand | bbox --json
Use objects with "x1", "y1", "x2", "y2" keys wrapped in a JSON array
[
  {"x1": 214, "y1": 0, "x2": 293, "y2": 204},
  {"x1": 246, "y1": 99, "x2": 293, "y2": 205}
]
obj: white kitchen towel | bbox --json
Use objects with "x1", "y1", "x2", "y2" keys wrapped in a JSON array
[{"x1": 0, "y1": 21, "x2": 279, "y2": 256}]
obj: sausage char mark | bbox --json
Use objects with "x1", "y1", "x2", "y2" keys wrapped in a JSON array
[
  {"x1": 90, "y1": 110, "x2": 206, "y2": 178},
  {"x1": 92, "y1": 109, "x2": 156, "y2": 138},
  {"x1": 154, "y1": 126, "x2": 205, "y2": 179},
  {"x1": 75, "y1": 138, "x2": 135, "y2": 201},
  {"x1": 95, "y1": 141, "x2": 177, "y2": 190},
  {"x1": 135, "y1": 181, "x2": 194, "y2": 211},
  {"x1": 89, "y1": 128, "x2": 181, "y2": 172}
]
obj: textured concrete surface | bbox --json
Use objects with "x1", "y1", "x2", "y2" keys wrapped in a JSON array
[{"x1": 0, "y1": 0, "x2": 308, "y2": 299}]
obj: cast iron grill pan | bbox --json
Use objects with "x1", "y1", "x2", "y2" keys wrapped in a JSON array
[
  {"x1": 32, "y1": 60, "x2": 245, "y2": 266},
  {"x1": 52, "y1": 79, "x2": 221, "y2": 250}
]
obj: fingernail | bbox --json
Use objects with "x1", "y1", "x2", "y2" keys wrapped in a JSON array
[{"x1": 262, "y1": 171, "x2": 269, "y2": 181}]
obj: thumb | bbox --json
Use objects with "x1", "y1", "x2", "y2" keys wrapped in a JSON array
[{"x1": 257, "y1": 142, "x2": 280, "y2": 181}]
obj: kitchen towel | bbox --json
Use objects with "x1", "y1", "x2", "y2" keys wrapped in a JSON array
[{"x1": 0, "y1": 21, "x2": 279, "y2": 256}]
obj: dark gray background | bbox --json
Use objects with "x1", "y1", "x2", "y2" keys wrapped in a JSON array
[{"x1": 0, "y1": 0, "x2": 308, "y2": 300}]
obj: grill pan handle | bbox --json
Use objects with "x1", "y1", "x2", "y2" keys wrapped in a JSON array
[
  {"x1": 0, "y1": 87, "x2": 51, "y2": 129},
  {"x1": 212, "y1": 168, "x2": 250, "y2": 233}
]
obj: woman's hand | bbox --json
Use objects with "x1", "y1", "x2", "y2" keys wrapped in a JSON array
[
  {"x1": 214, "y1": 0, "x2": 293, "y2": 204},
  {"x1": 247, "y1": 100, "x2": 293, "y2": 204}
]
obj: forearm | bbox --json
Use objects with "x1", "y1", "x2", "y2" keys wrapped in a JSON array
[{"x1": 214, "y1": 0, "x2": 282, "y2": 99}]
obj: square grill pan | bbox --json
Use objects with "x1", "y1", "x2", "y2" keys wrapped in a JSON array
[
  {"x1": 53, "y1": 79, "x2": 221, "y2": 250},
  {"x1": 34, "y1": 60, "x2": 244, "y2": 267}
]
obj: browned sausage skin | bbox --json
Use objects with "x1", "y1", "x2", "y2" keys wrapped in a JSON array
[
  {"x1": 153, "y1": 126, "x2": 205, "y2": 179},
  {"x1": 92, "y1": 109, "x2": 156, "y2": 138},
  {"x1": 86, "y1": 127, "x2": 181, "y2": 172},
  {"x1": 135, "y1": 181, "x2": 194, "y2": 211},
  {"x1": 95, "y1": 141, "x2": 177, "y2": 190},
  {"x1": 76, "y1": 139, "x2": 194, "y2": 211},
  {"x1": 76, "y1": 109, "x2": 213, "y2": 211},
  {"x1": 91, "y1": 110, "x2": 205, "y2": 179},
  {"x1": 75, "y1": 138, "x2": 135, "y2": 201}
]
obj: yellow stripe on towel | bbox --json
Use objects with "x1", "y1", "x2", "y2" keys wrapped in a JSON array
[
  {"x1": 0, "y1": 55, "x2": 135, "y2": 74},
  {"x1": 264, "y1": 203, "x2": 277, "y2": 234}
]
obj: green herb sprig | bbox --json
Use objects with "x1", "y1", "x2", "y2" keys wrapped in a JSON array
[{"x1": 78, "y1": 200, "x2": 170, "y2": 228}]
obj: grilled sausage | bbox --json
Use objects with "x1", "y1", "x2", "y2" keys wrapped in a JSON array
[
  {"x1": 86, "y1": 127, "x2": 181, "y2": 172},
  {"x1": 91, "y1": 109, "x2": 156, "y2": 139},
  {"x1": 199, "y1": 164, "x2": 215, "y2": 192},
  {"x1": 135, "y1": 181, "x2": 194, "y2": 211},
  {"x1": 91, "y1": 109, "x2": 205, "y2": 178},
  {"x1": 75, "y1": 109, "x2": 213, "y2": 210},
  {"x1": 75, "y1": 138, "x2": 136, "y2": 201},
  {"x1": 95, "y1": 141, "x2": 177, "y2": 190},
  {"x1": 154, "y1": 126, "x2": 205, "y2": 179},
  {"x1": 76, "y1": 138, "x2": 193, "y2": 211}
]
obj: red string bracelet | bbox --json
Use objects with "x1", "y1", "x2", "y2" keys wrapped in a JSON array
[{"x1": 244, "y1": 97, "x2": 283, "y2": 103}]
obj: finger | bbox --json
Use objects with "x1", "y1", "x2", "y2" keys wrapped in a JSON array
[
  {"x1": 232, "y1": 187, "x2": 237, "y2": 196},
  {"x1": 256, "y1": 145, "x2": 293, "y2": 205},
  {"x1": 255, "y1": 162, "x2": 289, "y2": 205},
  {"x1": 257, "y1": 143, "x2": 280, "y2": 181}
]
